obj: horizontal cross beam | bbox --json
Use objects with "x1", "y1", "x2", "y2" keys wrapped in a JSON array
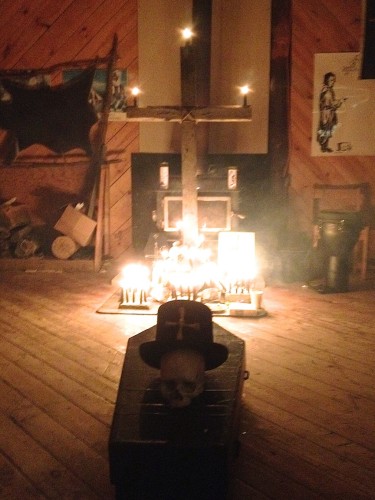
[{"x1": 125, "y1": 105, "x2": 252, "y2": 122}]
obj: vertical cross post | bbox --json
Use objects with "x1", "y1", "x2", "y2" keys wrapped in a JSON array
[
  {"x1": 181, "y1": 120, "x2": 199, "y2": 245},
  {"x1": 180, "y1": 42, "x2": 199, "y2": 245},
  {"x1": 126, "y1": 0, "x2": 251, "y2": 249}
]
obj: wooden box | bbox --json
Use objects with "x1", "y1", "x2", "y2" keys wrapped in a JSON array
[
  {"x1": 108, "y1": 324, "x2": 246, "y2": 500},
  {"x1": 54, "y1": 204, "x2": 96, "y2": 247}
]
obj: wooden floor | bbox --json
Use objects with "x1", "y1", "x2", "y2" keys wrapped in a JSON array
[{"x1": 0, "y1": 266, "x2": 374, "y2": 499}]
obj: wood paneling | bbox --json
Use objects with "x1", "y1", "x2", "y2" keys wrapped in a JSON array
[
  {"x1": 0, "y1": 269, "x2": 374, "y2": 497},
  {"x1": 0, "y1": 0, "x2": 374, "y2": 265},
  {"x1": 0, "y1": 164, "x2": 90, "y2": 225},
  {"x1": 0, "y1": 0, "x2": 138, "y2": 262},
  {"x1": 289, "y1": 0, "x2": 375, "y2": 247}
]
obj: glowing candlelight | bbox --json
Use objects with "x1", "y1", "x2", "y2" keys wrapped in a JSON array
[
  {"x1": 181, "y1": 27, "x2": 194, "y2": 45},
  {"x1": 131, "y1": 86, "x2": 140, "y2": 107},
  {"x1": 175, "y1": 219, "x2": 184, "y2": 241},
  {"x1": 119, "y1": 263, "x2": 150, "y2": 308},
  {"x1": 240, "y1": 85, "x2": 250, "y2": 106}
]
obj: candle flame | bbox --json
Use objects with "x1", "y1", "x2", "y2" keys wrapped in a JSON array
[
  {"x1": 120, "y1": 263, "x2": 150, "y2": 289},
  {"x1": 181, "y1": 27, "x2": 194, "y2": 41},
  {"x1": 240, "y1": 85, "x2": 250, "y2": 96}
]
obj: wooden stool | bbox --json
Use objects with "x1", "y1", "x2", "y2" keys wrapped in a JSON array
[{"x1": 109, "y1": 324, "x2": 246, "y2": 500}]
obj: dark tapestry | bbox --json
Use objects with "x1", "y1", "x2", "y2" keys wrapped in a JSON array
[{"x1": 0, "y1": 67, "x2": 97, "y2": 163}]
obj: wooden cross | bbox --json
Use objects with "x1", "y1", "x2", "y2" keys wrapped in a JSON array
[{"x1": 126, "y1": 5, "x2": 251, "y2": 245}]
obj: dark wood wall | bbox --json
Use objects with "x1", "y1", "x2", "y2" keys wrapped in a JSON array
[
  {"x1": 0, "y1": 0, "x2": 138, "y2": 260},
  {"x1": 0, "y1": 0, "x2": 374, "y2": 263},
  {"x1": 289, "y1": 0, "x2": 375, "y2": 255}
]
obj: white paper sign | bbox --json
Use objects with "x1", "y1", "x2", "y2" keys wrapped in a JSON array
[{"x1": 312, "y1": 53, "x2": 375, "y2": 156}]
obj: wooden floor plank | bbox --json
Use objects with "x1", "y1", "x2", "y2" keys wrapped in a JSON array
[
  {"x1": 1, "y1": 275, "x2": 154, "y2": 351},
  {"x1": 0, "y1": 310, "x2": 119, "y2": 396},
  {"x1": 239, "y1": 406, "x2": 375, "y2": 495},
  {"x1": 230, "y1": 479, "x2": 271, "y2": 500},
  {"x1": 251, "y1": 382, "x2": 374, "y2": 449},
  {"x1": 0, "y1": 451, "x2": 45, "y2": 499},
  {"x1": 0, "y1": 269, "x2": 374, "y2": 499},
  {"x1": 246, "y1": 324, "x2": 375, "y2": 376},
  {"x1": 241, "y1": 335, "x2": 372, "y2": 411},
  {"x1": 0, "y1": 412, "x2": 102, "y2": 499},
  {"x1": 0, "y1": 380, "x2": 112, "y2": 498},
  {"x1": 245, "y1": 335, "x2": 375, "y2": 397},
  {"x1": 0, "y1": 337, "x2": 114, "y2": 425},
  {"x1": 0, "y1": 353, "x2": 109, "y2": 457},
  {"x1": 234, "y1": 453, "x2": 322, "y2": 499}
]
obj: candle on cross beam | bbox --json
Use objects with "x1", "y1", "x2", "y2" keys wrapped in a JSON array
[
  {"x1": 240, "y1": 85, "x2": 250, "y2": 107},
  {"x1": 181, "y1": 27, "x2": 194, "y2": 46},
  {"x1": 180, "y1": 27, "x2": 196, "y2": 106}
]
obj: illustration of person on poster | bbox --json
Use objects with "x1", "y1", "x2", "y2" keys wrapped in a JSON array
[
  {"x1": 111, "y1": 69, "x2": 127, "y2": 112},
  {"x1": 316, "y1": 72, "x2": 348, "y2": 152}
]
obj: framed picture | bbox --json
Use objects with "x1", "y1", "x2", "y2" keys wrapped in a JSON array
[
  {"x1": 63, "y1": 68, "x2": 128, "y2": 121},
  {"x1": 312, "y1": 52, "x2": 375, "y2": 156}
]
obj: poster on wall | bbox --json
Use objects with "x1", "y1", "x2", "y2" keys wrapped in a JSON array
[
  {"x1": 63, "y1": 68, "x2": 127, "y2": 121},
  {"x1": 312, "y1": 52, "x2": 375, "y2": 156}
]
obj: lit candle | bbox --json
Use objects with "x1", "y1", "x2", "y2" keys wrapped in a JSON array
[
  {"x1": 240, "y1": 85, "x2": 250, "y2": 107},
  {"x1": 131, "y1": 86, "x2": 140, "y2": 107},
  {"x1": 180, "y1": 27, "x2": 196, "y2": 106},
  {"x1": 181, "y1": 27, "x2": 193, "y2": 46}
]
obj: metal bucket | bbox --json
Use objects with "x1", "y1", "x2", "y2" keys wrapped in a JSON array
[{"x1": 318, "y1": 211, "x2": 362, "y2": 292}]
